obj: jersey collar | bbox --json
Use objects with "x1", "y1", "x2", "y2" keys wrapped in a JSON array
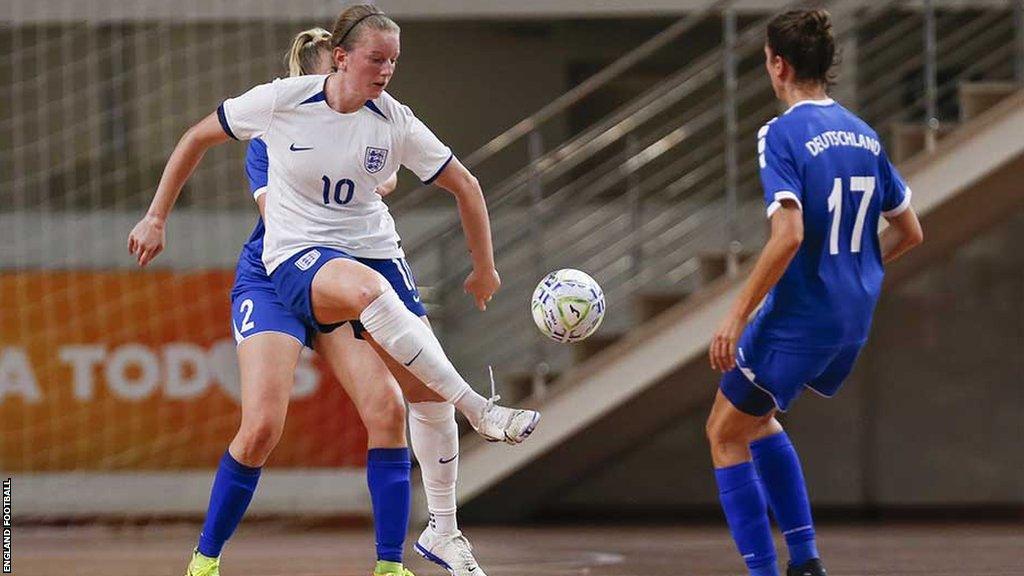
[{"x1": 783, "y1": 98, "x2": 835, "y2": 115}]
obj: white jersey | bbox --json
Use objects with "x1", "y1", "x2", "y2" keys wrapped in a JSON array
[{"x1": 218, "y1": 74, "x2": 452, "y2": 273}]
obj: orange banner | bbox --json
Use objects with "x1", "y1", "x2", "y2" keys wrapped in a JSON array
[{"x1": 0, "y1": 271, "x2": 368, "y2": 471}]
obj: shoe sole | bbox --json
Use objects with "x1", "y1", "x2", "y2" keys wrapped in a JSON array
[
  {"x1": 414, "y1": 542, "x2": 455, "y2": 576},
  {"x1": 504, "y1": 411, "x2": 541, "y2": 444}
]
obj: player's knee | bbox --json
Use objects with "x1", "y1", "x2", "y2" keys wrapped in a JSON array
[
  {"x1": 313, "y1": 262, "x2": 389, "y2": 319},
  {"x1": 340, "y1": 266, "x2": 390, "y2": 313},
  {"x1": 352, "y1": 281, "x2": 388, "y2": 312},
  {"x1": 705, "y1": 423, "x2": 741, "y2": 470},
  {"x1": 236, "y1": 413, "x2": 285, "y2": 463},
  {"x1": 705, "y1": 414, "x2": 740, "y2": 447},
  {"x1": 705, "y1": 415, "x2": 722, "y2": 445},
  {"x1": 363, "y1": 393, "x2": 406, "y2": 438}
]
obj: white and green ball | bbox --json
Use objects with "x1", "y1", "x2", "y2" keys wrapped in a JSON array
[{"x1": 531, "y1": 269, "x2": 606, "y2": 343}]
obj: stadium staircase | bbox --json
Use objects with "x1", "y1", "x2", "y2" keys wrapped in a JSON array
[{"x1": 394, "y1": 1, "x2": 1024, "y2": 520}]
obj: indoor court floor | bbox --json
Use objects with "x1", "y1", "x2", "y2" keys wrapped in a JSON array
[{"x1": 14, "y1": 522, "x2": 1023, "y2": 575}]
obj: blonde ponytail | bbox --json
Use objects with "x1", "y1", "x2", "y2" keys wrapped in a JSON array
[{"x1": 285, "y1": 27, "x2": 332, "y2": 77}]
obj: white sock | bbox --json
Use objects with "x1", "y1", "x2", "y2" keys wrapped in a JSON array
[
  {"x1": 409, "y1": 401, "x2": 459, "y2": 536},
  {"x1": 360, "y1": 290, "x2": 488, "y2": 426}
]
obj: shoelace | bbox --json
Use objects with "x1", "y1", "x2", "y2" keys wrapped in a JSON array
[
  {"x1": 450, "y1": 533, "x2": 478, "y2": 569},
  {"x1": 484, "y1": 365, "x2": 501, "y2": 410},
  {"x1": 483, "y1": 395, "x2": 502, "y2": 410}
]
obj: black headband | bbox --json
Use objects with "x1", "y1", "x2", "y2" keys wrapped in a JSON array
[{"x1": 337, "y1": 13, "x2": 379, "y2": 46}]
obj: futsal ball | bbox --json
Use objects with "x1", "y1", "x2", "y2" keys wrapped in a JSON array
[{"x1": 531, "y1": 269, "x2": 606, "y2": 343}]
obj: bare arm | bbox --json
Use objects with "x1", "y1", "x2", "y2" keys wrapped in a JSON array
[
  {"x1": 880, "y1": 206, "x2": 923, "y2": 264},
  {"x1": 433, "y1": 157, "x2": 494, "y2": 271},
  {"x1": 432, "y1": 157, "x2": 499, "y2": 311},
  {"x1": 127, "y1": 113, "x2": 230, "y2": 266},
  {"x1": 709, "y1": 203, "x2": 803, "y2": 372}
]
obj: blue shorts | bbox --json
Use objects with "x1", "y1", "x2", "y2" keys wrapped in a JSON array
[
  {"x1": 231, "y1": 285, "x2": 313, "y2": 348},
  {"x1": 719, "y1": 329, "x2": 863, "y2": 416},
  {"x1": 270, "y1": 246, "x2": 427, "y2": 339}
]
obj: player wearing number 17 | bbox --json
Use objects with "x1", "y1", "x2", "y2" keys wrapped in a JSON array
[{"x1": 704, "y1": 10, "x2": 924, "y2": 576}]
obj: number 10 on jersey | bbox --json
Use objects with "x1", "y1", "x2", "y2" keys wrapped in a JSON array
[
  {"x1": 322, "y1": 175, "x2": 355, "y2": 205},
  {"x1": 827, "y1": 176, "x2": 875, "y2": 255}
]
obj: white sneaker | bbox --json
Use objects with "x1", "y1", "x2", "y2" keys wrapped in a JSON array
[
  {"x1": 414, "y1": 526, "x2": 487, "y2": 576},
  {"x1": 473, "y1": 396, "x2": 540, "y2": 445}
]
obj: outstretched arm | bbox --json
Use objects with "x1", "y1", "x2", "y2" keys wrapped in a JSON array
[
  {"x1": 709, "y1": 202, "x2": 803, "y2": 372},
  {"x1": 432, "y1": 157, "x2": 500, "y2": 311},
  {"x1": 128, "y1": 113, "x2": 230, "y2": 266}
]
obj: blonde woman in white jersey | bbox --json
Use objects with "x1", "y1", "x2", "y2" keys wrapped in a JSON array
[
  {"x1": 128, "y1": 7, "x2": 539, "y2": 576},
  {"x1": 157, "y1": 28, "x2": 493, "y2": 576}
]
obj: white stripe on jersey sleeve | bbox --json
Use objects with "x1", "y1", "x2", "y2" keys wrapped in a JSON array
[
  {"x1": 882, "y1": 187, "x2": 913, "y2": 218},
  {"x1": 766, "y1": 191, "x2": 802, "y2": 218},
  {"x1": 757, "y1": 117, "x2": 777, "y2": 169}
]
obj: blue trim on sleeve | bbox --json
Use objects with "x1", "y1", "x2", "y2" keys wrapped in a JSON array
[
  {"x1": 422, "y1": 154, "x2": 454, "y2": 185},
  {"x1": 217, "y1": 103, "x2": 238, "y2": 140},
  {"x1": 300, "y1": 91, "x2": 327, "y2": 105},
  {"x1": 364, "y1": 100, "x2": 388, "y2": 120}
]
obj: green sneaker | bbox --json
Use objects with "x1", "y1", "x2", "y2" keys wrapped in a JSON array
[
  {"x1": 185, "y1": 548, "x2": 220, "y2": 576},
  {"x1": 373, "y1": 560, "x2": 415, "y2": 576}
]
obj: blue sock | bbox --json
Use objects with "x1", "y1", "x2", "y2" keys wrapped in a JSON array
[
  {"x1": 197, "y1": 451, "x2": 261, "y2": 558},
  {"x1": 751, "y1": 432, "x2": 819, "y2": 567},
  {"x1": 367, "y1": 448, "x2": 411, "y2": 563},
  {"x1": 715, "y1": 462, "x2": 779, "y2": 576}
]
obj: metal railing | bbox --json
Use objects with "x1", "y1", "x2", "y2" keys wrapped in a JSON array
[
  {"x1": 390, "y1": 0, "x2": 733, "y2": 212},
  {"x1": 397, "y1": 0, "x2": 1024, "y2": 391},
  {"x1": 857, "y1": 3, "x2": 1020, "y2": 137}
]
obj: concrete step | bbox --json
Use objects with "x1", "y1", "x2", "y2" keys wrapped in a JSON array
[
  {"x1": 573, "y1": 292, "x2": 693, "y2": 365},
  {"x1": 698, "y1": 251, "x2": 755, "y2": 285},
  {"x1": 500, "y1": 371, "x2": 551, "y2": 404},
  {"x1": 573, "y1": 332, "x2": 624, "y2": 363},
  {"x1": 959, "y1": 81, "x2": 1019, "y2": 122},
  {"x1": 891, "y1": 122, "x2": 958, "y2": 164},
  {"x1": 635, "y1": 291, "x2": 692, "y2": 322}
]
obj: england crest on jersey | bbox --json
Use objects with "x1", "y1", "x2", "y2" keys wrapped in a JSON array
[{"x1": 364, "y1": 147, "x2": 388, "y2": 173}]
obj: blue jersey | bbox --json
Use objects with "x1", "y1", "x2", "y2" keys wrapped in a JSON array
[
  {"x1": 231, "y1": 138, "x2": 271, "y2": 300},
  {"x1": 750, "y1": 99, "x2": 911, "y2": 351}
]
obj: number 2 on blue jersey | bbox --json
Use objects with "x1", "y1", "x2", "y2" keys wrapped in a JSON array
[
  {"x1": 239, "y1": 298, "x2": 255, "y2": 332},
  {"x1": 322, "y1": 176, "x2": 355, "y2": 205},
  {"x1": 827, "y1": 176, "x2": 875, "y2": 255}
]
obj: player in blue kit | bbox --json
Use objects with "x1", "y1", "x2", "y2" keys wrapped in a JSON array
[
  {"x1": 705, "y1": 10, "x2": 924, "y2": 576},
  {"x1": 128, "y1": 6, "x2": 540, "y2": 576}
]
